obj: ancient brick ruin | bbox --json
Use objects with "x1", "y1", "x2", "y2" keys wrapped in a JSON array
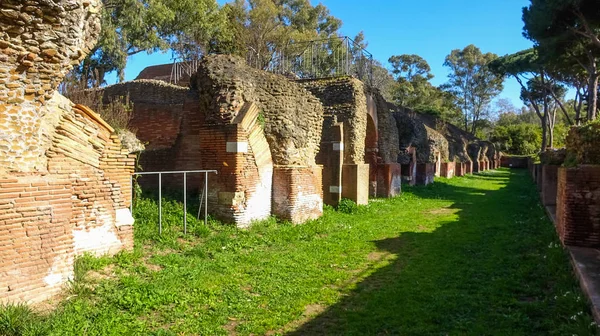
[
  {"x1": 102, "y1": 56, "x2": 324, "y2": 226},
  {"x1": 299, "y1": 77, "x2": 401, "y2": 204},
  {"x1": 116, "y1": 57, "x2": 499, "y2": 228},
  {"x1": 0, "y1": 0, "x2": 135, "y2": 304},
  {"x1": 555, "y1": 129, "x2": 600, "y2": 247}
]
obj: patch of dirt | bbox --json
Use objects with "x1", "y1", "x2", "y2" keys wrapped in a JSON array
[
  {"x1": 367, "y1": 251, "x2": 390, "y2": 261},
  {"x1": 30, "y1": 293, "x2": 69, "y2": 313},
  {"x1": 266, "y1": 304, "x2": 326, "y2": 335},
  {"x1": 87, "y1": 264, "x2": 116, "y2": 281},
  {"x1": 416, "y1": 225, "x2": 428, "y2": 232},
  {"x1": 425, "y1": 207, "x2": 458, "y2": 215},
  {"x1": 302, "y1": 304, "x2": 325, "y2": 317},
  {"x1": 223, "y1": 317, "x2": 240, "y2": 335},
  {"x1": 145, "y1": 263, "x2": 163, "y2": 272}
]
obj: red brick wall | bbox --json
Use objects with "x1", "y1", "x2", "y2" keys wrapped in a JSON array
[
  {"x1": 556, "y1": 166, "x2": 600, "y2": 247},
  {"x1": 376, "y1": 163, "x2": 402, "y2": 197},
  {"x1": 133, "y1": 98, "x2": 275, "y2": 227},
  {"x1": 478, "y1": 161, "x2": 486, "y2": 171},
  {"x1": 465, "y1": 161, "x2": 473, "y2": 174},
  {"x1": 535, "y1": 164, "x2": 543, "y2": 191},
  {"x1": 440, "y1": 162, "x2": 455, "y2": 178},
  {"x1": 0, "y1": 105, "x2": 135, "y2": 304},
  {"x1": 129, "y1": 102, "x2": 183, "y2": 150},
  {"x1": 272, "y1": 165, "x2": 323, "y2": 223},
  {"x1": 542, "y1": 165, "x2": 559, "y2": 206},
  {"x1": 455, "y1": 162, "x2": 465, "y2": 177},
  {"x1": 416, "y1": 163, "x2": 435, "y2": 185}
]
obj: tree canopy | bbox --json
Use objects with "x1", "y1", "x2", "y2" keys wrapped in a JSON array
[
  {"x1": 523, "y1": 0, "x2": 600, "y2": 121},
  {"x1": 443, "y1": 45, "x2": 504, "y2": 135}
]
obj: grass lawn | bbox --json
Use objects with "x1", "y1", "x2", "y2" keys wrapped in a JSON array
[{"x1": 1, "y1": 168, "x2": 598, "y2": 335}]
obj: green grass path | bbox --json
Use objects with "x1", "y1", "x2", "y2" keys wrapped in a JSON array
[{"x1": 2, "y1": 169, "x2": 597, "y2": 335}]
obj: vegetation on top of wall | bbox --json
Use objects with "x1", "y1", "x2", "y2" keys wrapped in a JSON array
[
  {"x1": 61, "y1": 73, "x2": 135, "y2": 132},
  {"x1": 566, "y1": 120, "x2": 600, "y2": 165},
  {"x1": 539, "y1": 148, "x2": 566, "y2": 166}
]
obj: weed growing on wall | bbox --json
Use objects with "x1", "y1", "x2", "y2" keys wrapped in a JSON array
[{"x1": 257, "y1": 111, "x2": 266, "y2": 129}]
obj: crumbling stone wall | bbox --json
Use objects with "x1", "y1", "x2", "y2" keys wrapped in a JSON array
[
  {"x1": 371, "y1": 91, "x2": 400, "y2": 164},
  {"x1": 0, "y1": 0, "x2": 101, "y2": 173},
  {"x1": 193, "y1": 55, "x2": 325, "y2": 223},
  {"x1": 407, "y1": 111, "x2": 473, "y2": 163},
  {"x1": 393, "y1": 107, "x2": 449, "y2": 164},
  {"x1": 194, "y1": 55, "x2": 323, "y2": 167},
  {"x1": 108, "y1": 55, "x2": 324, "y2": 225},
  {"x1": 299, "y1": 77, "x2": 367, "y2": 165},
  {"x1": 0, "y1": 0, "x2": 135, "y2": 304}
]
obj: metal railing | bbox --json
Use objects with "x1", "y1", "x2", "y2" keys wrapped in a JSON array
[
  {"x1": 246, "y1": 36, "x2": 374, "y2": 85},
  {"x1": 131, "y1": 170, "x2": 218, "y2": 235},
  {"x1": 169, "y1": 59, "x2": 201, "y2": 86}
]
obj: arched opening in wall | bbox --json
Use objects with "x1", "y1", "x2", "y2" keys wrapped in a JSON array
[{"x1": 365, "y1": 114, "x2": 379, "y2": 196}]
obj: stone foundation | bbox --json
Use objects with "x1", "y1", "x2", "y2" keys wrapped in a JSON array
[
  {"x1": 455, "y1": 162, "x2": 465, "y2": 177},
  {"x1": 416, "y1": 163, "x2": 435, "y2": 185},
  {"x1": 272, "y1": 165, "x2": 323, "y2": 224},
  {"x1": 465, "y1": 161, "x2": 473, "y2": 174},
  {"x1": 542, "y1": 165, "x2": 559, "y2": 206},
  {"x1": 341, "y1": 164, "x2": 369, "y2": 205},
  {"x1": 376, "y1": 163, "x2": 402, "y2": 198},
  {"x1": 440, "y1": 162, "x2": 455, "y2": 178},
  {"x1": 556, "y1": 165, "x2": 600, "y2": 247}
]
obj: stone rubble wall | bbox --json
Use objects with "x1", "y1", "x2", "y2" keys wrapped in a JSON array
[
  {"x1": 371, "y1": 91, "x2": 400, "y2": 164},
  {"x1": 194, "y1": 55, "x2": 324, "y2": 167},
  {"x1": 392, "y1": 107, "x2": 449, "y2": 164},
  {"x1": 402, "y1": 110, "x2": 473, "y2": 163},
  {"x1": 0, "y1": 0, "x2": 101, "y2": 173},
  {"x1": 0, "y1": 0, "x2": 135, "y2": 304},
  {"x1": 108, "y1": 56, "x2": 324, "y2": 225},
  {"x1": 299, "y1": 77, "x2": 367, "y2": 165}
]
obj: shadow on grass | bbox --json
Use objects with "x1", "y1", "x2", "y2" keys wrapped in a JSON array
[{"x1": 287, "y1": 169, "x2": 596, "y2": 335}]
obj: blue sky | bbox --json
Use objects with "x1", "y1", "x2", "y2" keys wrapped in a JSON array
[{"x1": 115, "y1": 0, "x2": 533, "y2": 107}]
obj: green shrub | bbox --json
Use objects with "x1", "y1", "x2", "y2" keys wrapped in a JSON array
[
  {"x1": 0, "y1": 303, "x2": 47, "y2": 336},
  {"x1": 566, "y1": 120, "x2": 600, "y2": 165},
  {"x1": 337, "y1": 198, "x2": 358, "y2": 214}
]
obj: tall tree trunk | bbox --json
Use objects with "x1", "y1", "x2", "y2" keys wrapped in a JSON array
[
  {"x1": 540, "y1": 115, "x2": 547, "y2": 152},
  {"x1": 588, "y1": 74, "x2": 599, "y2": 121},
  {"x1": 586, "y1": 50, "x2": 598, "y2": 121}
]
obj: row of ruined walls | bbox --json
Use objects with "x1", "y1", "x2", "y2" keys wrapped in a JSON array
[
  {"x1": 104, "y1": 54, "x2": 499, "y2": 227},
  {"x1": 103, "y1": 55, "x2": 325, "y2": 226},
  {"x1": 1, "y1": 0, "x2": 136, "y2": 304}
]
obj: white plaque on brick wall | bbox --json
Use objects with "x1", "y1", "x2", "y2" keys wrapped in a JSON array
[
  {"x1": 329, "y1": 186, "x2": 342, "y2": 193},
  {"x1": 333, "y1": 142, "x2": 344, "y2": 151},
  {"x1": 226, "y1": 142, "x2": 249, "y2": 153}
]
